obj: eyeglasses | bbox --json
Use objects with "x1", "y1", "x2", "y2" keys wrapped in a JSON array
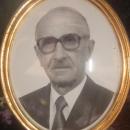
[{"x1": 37, "y1": 33, "x2": 86, "y2": 54}]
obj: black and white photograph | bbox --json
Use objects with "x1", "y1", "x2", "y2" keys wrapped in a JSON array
[{"x1": 0, "y1": 0, "x2": 129, "y2": 130}]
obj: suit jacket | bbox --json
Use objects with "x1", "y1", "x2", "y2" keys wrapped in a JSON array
[{"x1": 20, "y1": 77, "x2": 114, "y2": 130}]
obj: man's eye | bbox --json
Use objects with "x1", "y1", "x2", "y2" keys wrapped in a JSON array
[
  {"x1": 65, "y1": 37, "x2": 75, "y2": 41},
  {"x1": 63, "y1": 36, "x2": 76, "y2": 44},
  {"x1": 44, "y1": 37, "x2": 57, "y2": 44}
]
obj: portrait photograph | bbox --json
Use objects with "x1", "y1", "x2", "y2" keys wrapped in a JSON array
[{"x1": 0, "y1": 0, "x2": 129, "y2": 130}]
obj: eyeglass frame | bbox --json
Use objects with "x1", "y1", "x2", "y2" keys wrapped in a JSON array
[{"x1": 36, "y1": 33, "x2": 89, "y2": 54}]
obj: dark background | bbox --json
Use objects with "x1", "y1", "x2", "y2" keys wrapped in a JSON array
[{"x1": 0, "y1": 0, "x2": 130, "y2": 130}]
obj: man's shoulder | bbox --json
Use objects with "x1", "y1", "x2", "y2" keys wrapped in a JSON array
[
  {"x1": 85, "y1": 76, "x2": 114, "y2": 97},
  {"x1": 84, "y1": 76, "x2": 114, "y2": 111},
  {"x1": 93, "y1": 82, "x2": 114, "y2": 105},
  {"x1": 20, "y1": 84, "x2": 50, "y2": 104},
  {"x1": 19, "y1": 84, "x2": 50, "y2": 128}
]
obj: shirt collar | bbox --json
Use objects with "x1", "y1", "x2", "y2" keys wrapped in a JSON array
[
  {"x1": 50, "y1": 86, "x2": 60, "y2": 108},
  {"x1": 50, "y1": 76, "x2": 87, "y2": 110},
  {"x1": 64, "y1": 76, "x2": 87, "y2": 112}
]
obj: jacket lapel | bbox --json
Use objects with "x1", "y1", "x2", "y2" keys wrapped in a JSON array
[
  {"x1": 37, "y1": 85, "x2": 51, "y2": 128},
  {"x1": 65, "y1": 77, "x2": 98, "y2": 129}
]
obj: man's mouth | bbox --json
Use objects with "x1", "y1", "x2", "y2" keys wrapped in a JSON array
[
  {"x1": 52, "y1": 65, "x2": 71, "y2": 70},
  {"x1": 53, "y1": 66, "x2": 70, "y2": 69}
]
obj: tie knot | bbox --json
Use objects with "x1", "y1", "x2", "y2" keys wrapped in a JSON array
[{"x1": 55, "y1": 96, "x2": 67, "y2": 111}]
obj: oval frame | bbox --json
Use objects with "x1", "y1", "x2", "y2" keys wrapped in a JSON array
[{"x1": 0, "y1": 0, "x2": 130, "y2": 130}]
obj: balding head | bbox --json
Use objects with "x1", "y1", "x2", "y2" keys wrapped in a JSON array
[{"x1": 35, "y1": 7, "x2": 90, "y2": 41}]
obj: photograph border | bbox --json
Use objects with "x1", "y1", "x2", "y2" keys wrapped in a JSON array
[{"x1": 0, "y1": 0, "x2": 130, "y2": 130}]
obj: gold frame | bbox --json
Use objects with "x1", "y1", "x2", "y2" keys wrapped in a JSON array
[{"x1": 0, "y1": 0, "x2": 130, "y2": 130}]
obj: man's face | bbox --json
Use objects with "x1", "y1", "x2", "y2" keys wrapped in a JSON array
[{"x1": 35, "y1": 10, "x2": 94, "y2": 86}]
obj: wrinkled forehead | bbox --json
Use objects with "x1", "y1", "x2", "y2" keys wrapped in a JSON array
[{"x1": 35, "y1": 7, "x2": 90, "y2": 40}]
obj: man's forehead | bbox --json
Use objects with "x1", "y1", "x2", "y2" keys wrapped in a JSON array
[{"x1": 36, "y1": 7, "x2": 90, "y2": 39}]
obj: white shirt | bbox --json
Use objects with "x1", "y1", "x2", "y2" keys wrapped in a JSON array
[{"x1": 49, "y1": 76, "x2": 87, "y2": 130}]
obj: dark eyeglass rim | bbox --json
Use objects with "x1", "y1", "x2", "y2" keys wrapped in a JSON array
[{"x1": 36, "y1": 33, "x2": 89, "y2": 54}]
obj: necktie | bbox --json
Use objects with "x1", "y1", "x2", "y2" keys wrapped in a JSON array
[{"x1": 52, "y1": 96, "x2": 67, "y2": 130}]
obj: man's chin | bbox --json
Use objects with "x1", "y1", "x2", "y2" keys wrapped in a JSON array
[{"x1": 52, "y1": 79, "x2": 75, "y2": 87}]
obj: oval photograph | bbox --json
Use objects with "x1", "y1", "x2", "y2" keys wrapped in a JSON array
[{"x1": 1, "y1": 0, "x2": 129, "y2": 130}]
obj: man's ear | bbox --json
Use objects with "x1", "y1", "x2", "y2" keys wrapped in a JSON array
[
  {"x1": 34, "y1": 45, "x2": 42, "y2": 64},
  {"x1": 85, "y1": 39, "x2": 95, "y2": 61},
  {"x1": 88, "y1": 39, "x2": 95, "y2": 56}
]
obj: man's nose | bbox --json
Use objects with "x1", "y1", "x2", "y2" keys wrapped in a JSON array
[{"x1": 53, "y1": 42, "x2": 67, "y2": 60}]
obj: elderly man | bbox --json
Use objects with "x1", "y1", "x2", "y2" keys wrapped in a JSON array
[{"x1": 20, "y1": 7, "x2": 114, "y2": 130}]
